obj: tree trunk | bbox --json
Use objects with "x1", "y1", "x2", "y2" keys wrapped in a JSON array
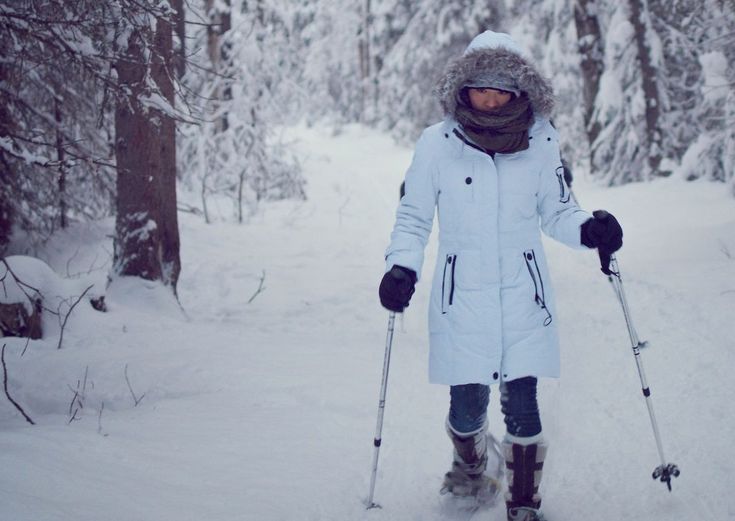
[
  {"x1": 358, "y1": 0, "x2": 372, "y2": 123},
  {"x1": 113, "y1": 7, "x2": 180, "y2": 292},
  {"x1": 54, "y1": 97, "x2": 67, "y2": 229},
  {"x1": 628, "y1": 0, "x2": 664, "y2": 176},
  {"x1": 206, "y1": 0, "x2": 231, "y2": 133},
  {"x1": 172, "y1": 0, "x2": 187, "y2": 79},
  {"x1": 0, "y1": 62, "x2": 14, "y2": 251},
  {"x1": 151, "y1": 12, "x2": 181, "y2": 290},
  {"x1": 220, "y1": 3, "x2": 232, "y2": 132},
  {"x1": 573, "y1": 0, "x2": 604, "y2": 149}
]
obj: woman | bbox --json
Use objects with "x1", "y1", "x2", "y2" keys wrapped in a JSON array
[{"x1": 378, "y1": 31, "x2": 622, "y2": 521}]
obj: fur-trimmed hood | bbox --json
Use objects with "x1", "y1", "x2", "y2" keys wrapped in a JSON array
[{"x1": 435, "y1": 31, "x2": 555, "y2": 119}]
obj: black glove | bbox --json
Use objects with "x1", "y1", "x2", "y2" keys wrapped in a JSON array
[
  {"x1": 379, "y1": 265, "x2": 417, "y2": 312},
  {"x1": 581, "y1": 210, "x2": 623, "y2": 275}
]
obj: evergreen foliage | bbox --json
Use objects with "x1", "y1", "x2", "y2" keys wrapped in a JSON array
[
  {"x1": 177, "y1": 0, "x2": 305, "y2": 224},
  {"x1": 2, "y1": 0, "x2": 734, "y2": 258}
]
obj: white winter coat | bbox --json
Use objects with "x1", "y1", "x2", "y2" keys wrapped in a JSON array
[{"x1": 384, "y1": 32, "x2": 592, "y2": 386}]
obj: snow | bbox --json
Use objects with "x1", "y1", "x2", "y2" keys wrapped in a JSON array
[
  {"x1": 699, "y1": 51, "x2": 729, "y2": 103},
  {"x1": 2, "y1": 124, "x2": 734, "y2": 521},
  {"x1": 678, "y1": 134, "x2": 718, "y2": 182},
  {"x1": 1, "y1": 256, "x2": 101, "y2": 336}
]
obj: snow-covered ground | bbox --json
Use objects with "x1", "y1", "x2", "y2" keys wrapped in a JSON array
[{"x1": 1, "y1": 124, "x2": 733, "y2": 521}]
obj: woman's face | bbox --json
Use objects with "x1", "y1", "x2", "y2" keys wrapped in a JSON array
[{"x1": 467, "y1": 88, "x2": 513, "y2": 111}]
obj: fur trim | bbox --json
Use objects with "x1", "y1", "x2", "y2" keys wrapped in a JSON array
[{"x1": 435, "y1": 47, "x2": 555, "y2": 119}]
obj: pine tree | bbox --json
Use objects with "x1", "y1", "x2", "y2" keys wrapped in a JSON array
[
  {"x1": 113, "y1": 1, "x2": 181, "y2": 292},
  {"x1": 178, "y1": 0, "x2": 304, "y2": 224},
  {"x1": 0, "y1": 1, "x2": 117, "y2": 250},
  {"x1": 376, "y1": 0, "x2": 507, "y2": 141},
  {"x1": 650, "y1": 0, "x2": 735, "y2": 187},
  {"x1": 574, "y1": 0, "x2": 605, "y2": 150},
  {"x1": 628, "y1": 0, "x2": 664, "y2": 176},
  {"x1": 586, "y1": 2, "x2": 661, "y2": 183}
]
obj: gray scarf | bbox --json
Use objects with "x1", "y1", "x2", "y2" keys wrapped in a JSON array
[{"x1": 455, "y1": 93, "x2": 534, "y2": 154}]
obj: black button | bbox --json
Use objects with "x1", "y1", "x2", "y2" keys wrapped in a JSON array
[
  {"x1": 447, "y1": 257, "x2": 452, "y2": 264},
  {"x1": 465, "y1": 177, "x2": 472, "y2": 185},
  {"x1": 444, "y1": 133, "x2": 449, "y2": 138},
  {"x1": 547, "y1": 137, "x2": 551, "y2": 141},
  {"x1": 493, "y1": 372, "x2": 499, "y2": 380},
  {"x1": 526, "y1": 252, "x2": 533, "y2": 260}
]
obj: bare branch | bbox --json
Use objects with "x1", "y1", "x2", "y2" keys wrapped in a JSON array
[
  {"x1": 67, "y1": 365, "x2": 89, "y2": 423},
  {"x1": 20, "y1": 337, "x2": 31, "y2": 357},
  {"x1": 177, "y1": 202, "x2": 203, "y2": 216},
  {"x1": 0, "y1": 258, "x2": 43, "y2": 303},
  {"x1": 57, "y1": 284, "x2": 94, "y2": 350},
  {"x1": 124, "y1": 364, "x2": 146, "y2": 407},
  {"x1": 97, "y1": 401, "x2": 108, "y2": 436},
  {"x1": 1, "y1": 344, "x2": 36, "y2": 425},
  {"x1": 247, "y1": 270, "x2": 266, "y2": 304},
  {"x1": 720, "y1": 240, "x2": 733, "y2": 260},
  {"x1": 65, "y1": 251, "x2": 110, "y2": 280}
]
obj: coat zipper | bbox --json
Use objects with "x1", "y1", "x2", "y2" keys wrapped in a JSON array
[
  {"x1": 441, "y1": 254, "x2": 457, "y2": 314},
  {"x1": 523, "y1": 249, "x2": 552, "y2": 326},
  {"x1": 452, "y1": 128, "x2": 496, "y2": 159},
  {"x1": 556, "y1": 168, "x2": 570, "y2": 203},
  {"x1": 449, "y1": 255, "x2": 457, "y2": 306}
]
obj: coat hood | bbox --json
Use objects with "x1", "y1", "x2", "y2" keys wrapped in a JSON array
[{"x1": 435, "y1": 31, "x2": 555, "y2": 119}]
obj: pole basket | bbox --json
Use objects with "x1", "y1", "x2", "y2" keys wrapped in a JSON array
[{"x1": 652, "y1": 463, "x2": 680, "y2": 492}]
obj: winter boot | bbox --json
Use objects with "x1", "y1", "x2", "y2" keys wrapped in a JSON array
[
  {"x1": 441, "y1": 419, "x2": 502, "y2": 503},
  {"x1": 503, "y1": 436, "x2": 548, "y2": 521}
]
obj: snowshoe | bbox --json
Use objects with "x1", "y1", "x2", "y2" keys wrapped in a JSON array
[
  {"x1": 507, "y1": 506, "x2": 547, "y2": 521},
  {"x1": 503, "y1": 439, "x2": 547, "y2": 521},
  {"x1": 441, "y1": 421, "x2": 504, "y2": 506},
  {"x1": 441, "y1": 460, "x2": 501, "y2": 504}
]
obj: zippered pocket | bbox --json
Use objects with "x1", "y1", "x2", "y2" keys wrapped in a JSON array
[
  {"x1": 441, "y1": 253, "x2": 457, "y2": 314},
  {"x1": 523, "y1": 249, "x2": 552, "y2": 326},
  {"x1": 555, "y1": 166, "x2": 571, "y2": 203}
]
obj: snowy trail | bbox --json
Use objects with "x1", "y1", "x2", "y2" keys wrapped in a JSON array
[{"x1": 1, "y1": 125, "x2": 734, "y2": 521}]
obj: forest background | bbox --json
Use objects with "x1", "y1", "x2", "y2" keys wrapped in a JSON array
[{"x1": 1, "y1": 0, "x2": 734, "y2": 291}]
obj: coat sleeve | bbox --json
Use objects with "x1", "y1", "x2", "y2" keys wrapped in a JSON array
[
  {"x1": 384, "y1": 130, "x2": 439, "y2": 280},
  {"x1": 536, "y1": 123, "x2": 591, "y2": 249}
]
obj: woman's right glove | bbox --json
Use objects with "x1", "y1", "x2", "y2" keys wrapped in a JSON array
[
  {"x1": 581, "y1": 210, "x2": 623, "y2": 274},
  {"x1": 379, "y1": 265, "x2": 417, "y2": 312}
]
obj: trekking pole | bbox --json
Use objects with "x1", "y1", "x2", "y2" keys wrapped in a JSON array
[
  {"x1": 366, "y1": 311, "x2": 397, "y2": 509},
  {"x1": 604, "y1": 254, "x2": 680, "y2": 491}
]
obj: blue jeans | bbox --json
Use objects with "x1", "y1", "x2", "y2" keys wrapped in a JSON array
[{"x1": 448, "y1": 377, "x2": 541, "y2": 437}]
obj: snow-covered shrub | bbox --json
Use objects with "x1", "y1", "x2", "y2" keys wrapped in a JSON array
[{"x1": 1, "y1": 256, "x2": 102, "y2": 341}]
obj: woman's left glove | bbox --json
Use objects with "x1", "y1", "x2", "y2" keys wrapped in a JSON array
[
  {"x1": 581, "y1": 210, "x2": 623, "y2": 274},
  {"x1": 379, "y1": 265, "x2": 417, "y2": 312}
]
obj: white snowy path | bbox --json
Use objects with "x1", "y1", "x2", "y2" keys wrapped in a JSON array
[{"x1": 1, "y1": 125, "x2": 734, "y2": 521}]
